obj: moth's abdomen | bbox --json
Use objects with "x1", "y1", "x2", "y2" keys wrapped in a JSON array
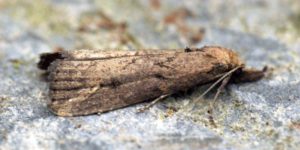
[{"x1": 42, "y1": 46, "x2": 242, "y2": 116}]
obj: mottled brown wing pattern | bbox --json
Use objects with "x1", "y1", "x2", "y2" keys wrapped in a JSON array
[{"x1": 39, "y1": 46, "x2": 243, "y2": 116}]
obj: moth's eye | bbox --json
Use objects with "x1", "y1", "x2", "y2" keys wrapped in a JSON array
[{"x1": 235, "y1": 68, "x2": 243, "y2": 74}]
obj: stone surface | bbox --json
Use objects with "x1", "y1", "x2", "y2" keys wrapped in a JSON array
[{"x1": 0, "y1": 0, "x2": 300, "y2": 149}]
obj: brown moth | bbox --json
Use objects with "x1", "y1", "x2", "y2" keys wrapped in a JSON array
[{"x1": 38, "y1": 46, "x2": 265, "y2": 116}]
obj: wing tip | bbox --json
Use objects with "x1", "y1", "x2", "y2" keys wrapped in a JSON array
[{"x1": 38, "y1": 52, "x2": 65, "y2": 70}]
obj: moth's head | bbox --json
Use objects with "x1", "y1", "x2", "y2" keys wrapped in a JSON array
[
  {"x1": 199, "y1": 46, "x2": 266, "y2": 83},
  {"x1": 231, "y1": 66, "x2": 268, "y2": 83}
]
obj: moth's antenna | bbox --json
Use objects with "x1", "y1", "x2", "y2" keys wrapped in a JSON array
[
  {"x1": 211, "y1": 74, "x2": 231, "y2": 107},
  {"x1": 191, "y1": 66, "x2": 241, "y2": 108},
  {"x1": 206, "y1": 68, "x2": 237, "y2": 128}
]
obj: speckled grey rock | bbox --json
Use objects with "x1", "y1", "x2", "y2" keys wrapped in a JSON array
[{"x1": 1, "y1": 0, "x2": 300, "y2": 150}]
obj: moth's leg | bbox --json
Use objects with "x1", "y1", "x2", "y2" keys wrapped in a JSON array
[
  {"x1": 137, "y1": 94, "x2": 170, "y2": 112},
  {"x1": 207, "y1": 74, "x2": 231, "y2": 128},
  {"x1": 211, "y1": 74, "x2": 231, "y2": 107},
  {"x1": 191, "y1": 66, "x2": 241, "y2": 108}
]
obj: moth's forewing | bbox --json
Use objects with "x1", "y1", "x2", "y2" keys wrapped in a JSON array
[{"x1": 45, "y1": 47, "x2": 241, "y2": 116}]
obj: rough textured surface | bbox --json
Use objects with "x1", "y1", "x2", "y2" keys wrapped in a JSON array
[{"x1": 0, "y1": 0, "x2": 300, "y2": 149}]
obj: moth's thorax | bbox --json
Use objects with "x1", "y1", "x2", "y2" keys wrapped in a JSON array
[
  {"x1": 227, "y1": 50, "x2": 244, "y2": 67},
  {"x1": 200, "y1": 46, "x2": 244, "y2": 67}
]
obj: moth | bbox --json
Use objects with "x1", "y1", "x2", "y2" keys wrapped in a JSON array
[{"x1": 38, "y1": 46, "x2": 265, "y2": 116}]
